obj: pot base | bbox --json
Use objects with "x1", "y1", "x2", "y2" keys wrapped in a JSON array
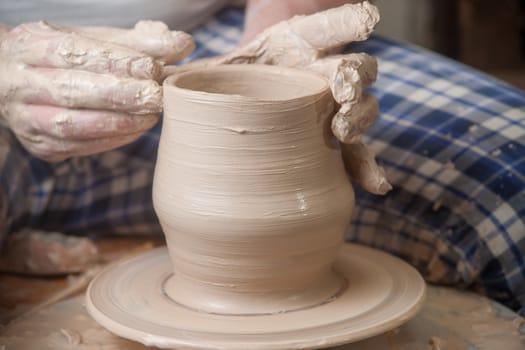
[
  {"x1": 86, "y1": 243, "x2": 426, "y2": 350},
  {"x1": 163, "y1": 267, "x2": 346, "y2": 316}
]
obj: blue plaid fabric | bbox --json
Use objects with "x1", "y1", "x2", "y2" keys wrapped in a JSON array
[
  {"x1": 347, "y1": 37, "x2": 525, "y2": 315},
  {"x1": 1, "y1": 7, "x2": 524, "y2": 315}
]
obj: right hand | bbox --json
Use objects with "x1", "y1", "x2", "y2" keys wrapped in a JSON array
[
  {"x1": 0, "y1": 21, "x2": 194, "y2": 162},
  {"x1": 168, "y1": 2, "x2": 391, "y2": 195}
]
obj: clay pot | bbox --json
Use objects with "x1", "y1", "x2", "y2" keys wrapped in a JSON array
[{"x1": 154, "y1": 64, "x2": 354, "y2": 315}]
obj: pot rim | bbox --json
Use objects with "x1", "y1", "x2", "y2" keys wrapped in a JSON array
[{"x1": 163, "y1": 64, "x2": 330, "y2": 105}]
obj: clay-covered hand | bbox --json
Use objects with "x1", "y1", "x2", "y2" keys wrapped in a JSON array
[
  {"x1": 172, "y1": 1, "x2": 391, "y2": 195},
  {"x1": 0, "y1": 21, "x2": 194, "y2": 162},
  {"x1": 238, "y1": 0, "x2": 361, "y2": 46}
]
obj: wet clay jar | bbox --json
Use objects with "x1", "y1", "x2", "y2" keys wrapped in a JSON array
[{"x1": 154, "y1": 64, "x2": 355, "y2": 315}]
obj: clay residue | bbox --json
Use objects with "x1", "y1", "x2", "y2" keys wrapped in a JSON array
[
  {"x1": 4, "y1": 21, "x2": 162, "y2": 80},
  {"x1": 0, "y1": 296, "x2": 155, "y2": 350},
  {"x1": 79, "y1": 20, "x2": 195, "y2": 64},
  {"x1": 57, "y1": 328, "x2": 81, "y2": 345},
  {"x1": 0, "y1": 230, "x2": 99, "y2": 275},
  {"x1": 428, "y1": 336, "x2": 443, "y2": 350},
  {"x1": 410, "y1": 287, "x2": 524, "y2": 350},
  {"x1": 341, "y1": 142, "x2": 392, "y2": 195},
  {"x1": 333, "y1": 286, "x2": 525, "y2": 349}
]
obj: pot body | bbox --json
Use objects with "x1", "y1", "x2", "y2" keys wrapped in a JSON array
[{"x1": 154, "y1": 64, "x2": 354, "y2": 314}]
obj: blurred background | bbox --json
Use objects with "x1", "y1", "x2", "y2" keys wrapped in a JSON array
[{"x1": 373, "y1": 0, "x2": 525, "y2": 91}]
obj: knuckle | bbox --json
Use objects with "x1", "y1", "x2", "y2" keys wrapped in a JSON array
[
  {"x1": 51, "y1": 111, "x2": 74, "y2": 138},
  {"x1": 128, "y1": 80, "x2": 162, "y2": 114},
  {"x1": 53, "y1": 70, "x2": 78, "y2": 108},
  {"x1": 56, "y1": 33, "x2": 88, "y2": 66},
  {"x1": 131, "y1": 56, "x2": 161, "y2": 80}
]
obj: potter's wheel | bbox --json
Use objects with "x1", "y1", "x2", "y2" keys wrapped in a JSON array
[{"x1": 86, "y1": 243, "x2": 426, "y2": 349}]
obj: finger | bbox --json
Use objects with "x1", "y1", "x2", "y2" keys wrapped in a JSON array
[
  {"x1": 14, "y1": 67, "x2": 162, "y2": 114},
  {"x1": 18, "y1": 129, "x2": 145, "y2": 162},
  {"x1": 74, "y1": 21, "x2": 195, "y2": 64},
  {"x1": 331, "y1": 93, "x2": 379, "y2": 144},
  {"x1": 341, "y1": 141, "x2": 392, "y2": 195},
  {"x1": 5, "y1": 21, "x2": 161, "y2": 80},
  {"x1": 15, "y1": 104, "x2": 158, "y2": 140},
  {"x1": 307, "y1": 53, "x2": 377, "y2": 103},
  {"x1": 288, "y1": 2, "x2": 379, "y2": 51}
]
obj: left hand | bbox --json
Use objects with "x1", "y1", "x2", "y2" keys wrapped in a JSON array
[
  {"x1": 169, "y1": 1, "x2": 391, "y2": 195},
  {"x1": 0, "y1": 21, "x2": 194, "y2": 162}
]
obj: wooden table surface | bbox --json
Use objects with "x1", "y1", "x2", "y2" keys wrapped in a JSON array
[
  {"x1": 0, "y1": 236, "x2": 164, "y2": 321},
  {"x1": 1, "y1": 238, "x2": 524, "y2": 350}
]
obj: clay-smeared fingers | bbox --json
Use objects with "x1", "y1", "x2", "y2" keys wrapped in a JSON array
[
  {"x1": 307, "y1": 53, "x2": 377, "y2": 103},
  {"x1": 3, "y1": 22, "x2": 161, "y2": 80},
  {"x1": 202, "y1": 2, "x2": 379, "y2": 69},
  {"x1": 287, "y1": 2, "x2": 379, "y2": 52},
  {"x1": 341, "y1": 142, "x2": 392, "y2": 195},
  {"x1": 306, "y1": 54, "x2": 379, "y2": 143},
  {"x1": 12, "y1": 67, "x2": 162, "y2": 114},
  {"x1": 16, "y1": 105, "x2": 159, "y2": 140},
  {"x1": 75, "y1": 21, "x2": 195, "y2": 64},
  {"x1": 331, "y1": 93, "x2": 379, "y2": 144},
  {"x1": 4, "y1": 102, "x2": 158, "y2": 161}
]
